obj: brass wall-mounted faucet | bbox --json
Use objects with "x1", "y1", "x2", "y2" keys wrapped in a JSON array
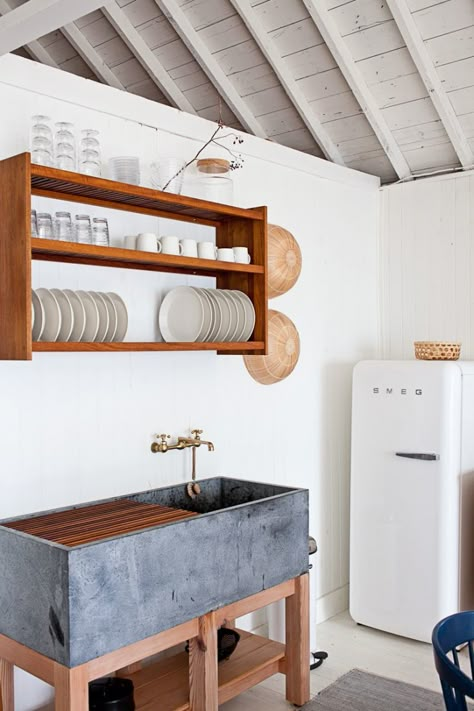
[{"x1": 151, "y1": 429, "x2": 215, "y2": 485}]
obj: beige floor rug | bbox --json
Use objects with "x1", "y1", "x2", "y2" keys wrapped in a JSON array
[{"x1": 303, "y1": 669, "x2": 445, "y2": 710}]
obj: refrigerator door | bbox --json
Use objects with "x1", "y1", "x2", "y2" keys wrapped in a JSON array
[{"x1": 350, "y1": 361, "x2": 462, "y2": 642}]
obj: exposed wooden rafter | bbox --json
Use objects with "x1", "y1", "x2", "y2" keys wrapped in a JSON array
[
  {"x1": 154, "y1": 0, "x2": 267, "y2": 138},
  {"x1": 0, "y1": 0, "x2": 108, "y2": 56},
  {"x1": 386, "y1": 0, "x2": 474, "y2": 169},
  {"x1": 228, "y1": 0, "x2": 343, "y2": 164},
  {"x1": 60, "y1": 23, "x2": 124, "y2": 90},
  {"x1": 0, "y1": 0, "x2": 57, "y2": 67},
  {"x1": 102, "y1": 3, "x2": 195, "y2": 113},
  {"x1": 302, "y1": 0, "x2": 412, "y2": 180}
]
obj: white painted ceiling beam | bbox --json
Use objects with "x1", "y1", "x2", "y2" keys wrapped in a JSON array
[
  {"x1": 386, "y1": 0, "x2": 474, "y2": 169},
  {"x1": 60, "y1": 23, "x2": 124, "y2": 90},
  {"x1": 229, "y1": 0, "x2": 343, "y2": 164},
  {"x1": 302, "y1": 0, "x2": 411, "y2": 180},
  {"x1": 0, "y1": 0, "x2": 109, "y2": 56},
  {"x1": 103, "y1": 3, "x2": 195, "y2": 113},
  {"x1": 154, "y1": 0, "x2": 267, "y2": 137},
  {"x1": 0, "y1": 0, "x2": 58, "y2": 66}
]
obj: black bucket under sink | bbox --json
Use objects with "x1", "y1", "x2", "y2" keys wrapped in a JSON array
[{"x1": 89, "y1": 678, "x2": 135, "y2": 711}]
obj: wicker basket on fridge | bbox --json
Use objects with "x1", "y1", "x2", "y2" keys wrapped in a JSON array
[{"x1": 414, "y1": 342, "x2": 461, "y2": 361}]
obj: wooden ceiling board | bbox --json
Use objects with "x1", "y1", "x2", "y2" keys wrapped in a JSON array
[
  {"x1": 425, "y1": 25, "x2": 474, "y2": 66},
  {"x1": 330, "y1": 0, "x2": 393, "y2": 36},
  {"x1": 268, "y1": 17, "x2": 324, "y2": 55},
  {"x1": 250, "y1": 0, "x2": 310, "y2": 33},
  {"x1": 437, "y1": 55, "x2": 474, "y2": 92},
  {"x1": 412, "y1": 0, "x2": 474, "y2": 41},
  {"x1": 296, "y1": 66, "x2": 351, "y2": 102},
  {"x1": 369, "y1": 72, "x2": 430, "y2": 109}
]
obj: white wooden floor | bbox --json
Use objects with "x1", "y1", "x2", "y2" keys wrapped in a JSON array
[{"x1": 221, "y1": 611, "x2": 441, "y2": 710}]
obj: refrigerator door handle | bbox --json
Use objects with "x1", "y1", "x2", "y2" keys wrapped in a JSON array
[{"x1": 395, "y1": 452, "x2": 440, "y2": 461}]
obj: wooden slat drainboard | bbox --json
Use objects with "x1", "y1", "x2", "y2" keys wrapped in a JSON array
[{"x1": 3, "y1": 499, "x2": 198, "y2": 547}]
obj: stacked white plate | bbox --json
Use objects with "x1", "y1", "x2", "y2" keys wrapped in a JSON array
[
  {"x1": 108, "y1": 156, "x2": 140, "y2": 185},
  {"x1": 159, "y1": 287, "x2": 255, "y2": 343},
  {"x1": 32, "y1": 289, "x2": 128, "y2": 343}
]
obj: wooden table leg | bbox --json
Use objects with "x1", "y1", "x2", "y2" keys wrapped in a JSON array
[
  {"x1": 54, "y1": 664, "x2": 89, "y2": 711},
  {"x1": 189, "y1": 611, "x2": 218, "y2": 711},
  {"x1": 285, "y1": 573, "x2": 310, "y2": 706},
  {"x1": 0, "y1": 658, "x2": 14, "y2": 711}
]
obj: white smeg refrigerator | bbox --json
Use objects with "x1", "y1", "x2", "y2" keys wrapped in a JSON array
[{"x1": 350, "y1": 360, "x2": 474, "y2": 643}]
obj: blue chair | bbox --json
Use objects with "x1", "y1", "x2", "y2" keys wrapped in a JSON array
[{"x1": 432, "y1": 611, "x2": 474, "y2": 710}]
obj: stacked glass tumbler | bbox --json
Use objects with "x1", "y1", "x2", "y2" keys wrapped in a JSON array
[{"x1": 31, "y1": 115, "x2": 54, "y2": 166}]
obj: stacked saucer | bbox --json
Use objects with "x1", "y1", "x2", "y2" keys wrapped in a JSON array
[{"x1": 159, "y1": 287, "x2": 255, "y2": 343}]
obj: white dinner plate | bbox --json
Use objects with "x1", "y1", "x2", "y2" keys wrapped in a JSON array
[
  {"x1": 36, "y1": 288, "x2": 62, "y2": 342},
  {"x1": 200, "y1": 289, "x2": 218, "y2": 342},
  {"x1": 229, "y1": 290, "x2": 247, "y2": 341},
  {"x1": 32, "y1": 290, "x2": 45, "y2": 341},
  {"x1": 106, "y1": 293, "x2": 128, "y2": 342},
  {"x1": 101, "y1": 293, "x2": 118, "y2": 342},
  {"x1": 50, "y1": 289, "x2": 74, "y2": 342},
  {"x1": 77, "y1": 291, "x2": 99, "y2": 342},
  {"x1": 192, "y1": 288, "x2": 213, "y2": 342},
  {"x1": 205, "y1": 289, "x2": 222, "y2": 343},
  {"x1": 221, "y1": 290, "x2": 241, "y2": 342},
  {"x1": 233, "y1": 290, "x2": 255, "y2": 342},
  {"x1": 213, "y1": 290, "x2": 232, "y2": 342},
  {"x1": 89, "y1": 292, "x2": 110, "y2": 343},
  {"x1": 63, "y1": 290, "x2": 86, "y2": 342},
  {"x1": 159, "y1": 286, "x2": 204, "y2": 342}
]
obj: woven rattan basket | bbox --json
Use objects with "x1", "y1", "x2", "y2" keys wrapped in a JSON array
[{"x1": 414, "y1": 342, "x2": 461, "y2": 361}]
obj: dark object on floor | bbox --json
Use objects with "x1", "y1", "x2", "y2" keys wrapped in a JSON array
[
  {"x1": 310, "y1": 650, "x2": 328, "y2": 670},
  {"x1": 218, "y1": 627, "x2": 241, "y2": 661},
  {"x1": 301, "y1": 669, "x2": 446, "y2": 710},
  {"x1": 433, "y1": 611, "x2": 474, "y2": 710},
  {"x1": 185, "y1": 627, "x2": 241, "y2": 662},
  {"x1": 89, "y1": 678, "x2": 135, "y2": 711}
]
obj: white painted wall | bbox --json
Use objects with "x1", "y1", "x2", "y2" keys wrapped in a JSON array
[
  {"x1": 380, "y1": 169, "x2": 474, "y2": 359},
  {"x1": 0, "y1": 55, "x2": 379, "y2": 710}
]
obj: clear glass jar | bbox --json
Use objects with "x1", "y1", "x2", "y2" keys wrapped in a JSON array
[{"x1": 186, "y1": 158, "x2": 233, "y2": 204}]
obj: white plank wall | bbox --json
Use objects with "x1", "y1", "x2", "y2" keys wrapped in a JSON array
[{"x1": 380, "y1": 169, "x2": 474, "y2": 359}]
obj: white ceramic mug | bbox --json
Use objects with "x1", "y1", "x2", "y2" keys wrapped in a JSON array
[
  {"x1": 136, "y1": 233, "x2": 161, "y2": 253},
  {"x1": 123, "y1": 234, "x2": 137, "y2": 250},
  {"x1": 180, "y1": 238, "x2": 198, "y2": 258},
  {"x1": 198, "y1": 241, "x2": 217, "y2": 260},
  {"x1": 160, "y1": 235, "x2": 183, "y2": 255},
  {"x1": 217, "y1": 247, "x2": 235, "y2": 262},
  {"x1": 233, "y1": 246, "x2": 251, "y2": 264}
]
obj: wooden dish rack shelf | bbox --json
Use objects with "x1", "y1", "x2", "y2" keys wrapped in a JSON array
[{"x1": 0, "y1": 152, "x2": 268, "y2": 360}]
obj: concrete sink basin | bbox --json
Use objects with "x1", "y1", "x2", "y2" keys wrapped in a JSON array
[{"x1": 0, "y1": 477, "x2": 308, "y2": 666}]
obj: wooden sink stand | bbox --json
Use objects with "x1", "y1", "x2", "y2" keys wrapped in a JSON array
[{"x1": 0, "y1": 574, "x2": 309, "y2": 710}]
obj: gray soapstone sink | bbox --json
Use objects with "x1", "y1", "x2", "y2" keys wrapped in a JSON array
[{"x1": 0, "y1": 477, "x2": 308, "y2": 667}]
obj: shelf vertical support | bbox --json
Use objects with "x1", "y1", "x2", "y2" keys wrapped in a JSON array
[
  {"x1": 0, "y1": 153, "x2": 31, "y2": 360},
  {"x1": 54, "y1": 664, "x2": 88, "y2": 711},
  {"x1": 0, "y1": 657, "x2": 14, "y2": 711},
  {"x1": 285, "y1": 573, "x2": 310, "y2": 706},
  {"x1": 189, "y1": 610, "x2": 218, "y2": 711}
]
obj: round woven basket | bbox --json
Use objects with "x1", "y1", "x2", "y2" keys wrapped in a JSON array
[
  {"x1": 243, "y1": 310, "x2": 300, "y2": 385},
  {"x1": 414, "y1": 342, "x2": 461, "y2": 361},
  {"x1": 268, "y1": 224, "x2": 302, "y2": 299}
]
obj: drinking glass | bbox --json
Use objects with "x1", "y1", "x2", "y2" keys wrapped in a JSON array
[
  {"x1": 92, "y1": 217, "x2": 109, "y2": 247},
  {"x1": 37, "y1": 213, "x2": 53, "y2": 239},
  {"x1": 80, "y1": 130, "x2": 101, "y2": 176},
  {"x1": 151, "y1": 159, "x2": 185, "y2": 193},
  {"x1": 75, "y1": 214, "x2": 92, "y2": 244},
  {"x1": 31, "y1": 115, "x2": 53, "y2": 166},
  {"x1": 55, "y1": 211, "x2": 73, "y2": 242},
  {"x1": 31, "y1": 209, "x2": 38, "y2": 238},
  {"x1": 55, "y1": 122, "x2": 76, "y2": 172}
]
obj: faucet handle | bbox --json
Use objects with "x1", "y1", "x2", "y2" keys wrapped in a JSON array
[
  {"x1": 191, "y1": 429, "x2": 203, "y2": 440},
  {"x1": 157, "y1": 434, "x2": 170, "y2": 443}
]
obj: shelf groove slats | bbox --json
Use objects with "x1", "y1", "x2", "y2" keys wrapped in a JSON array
[{"x1": 30, "y1": 163, "x2": 266, "y2": 225}]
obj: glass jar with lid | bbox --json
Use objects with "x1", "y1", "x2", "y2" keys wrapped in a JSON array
[{"x1": 186, "y1": 158, "x2": 234, "y2": 205}]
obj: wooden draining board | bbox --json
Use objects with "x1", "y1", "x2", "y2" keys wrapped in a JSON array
[{"x1": 3, "y1": 499, "x2": 198, "y2": 547}]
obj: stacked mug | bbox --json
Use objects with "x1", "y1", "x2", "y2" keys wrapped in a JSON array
[{"x1": 123, "y1": 234, "x2": 251, "y2": 263}]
